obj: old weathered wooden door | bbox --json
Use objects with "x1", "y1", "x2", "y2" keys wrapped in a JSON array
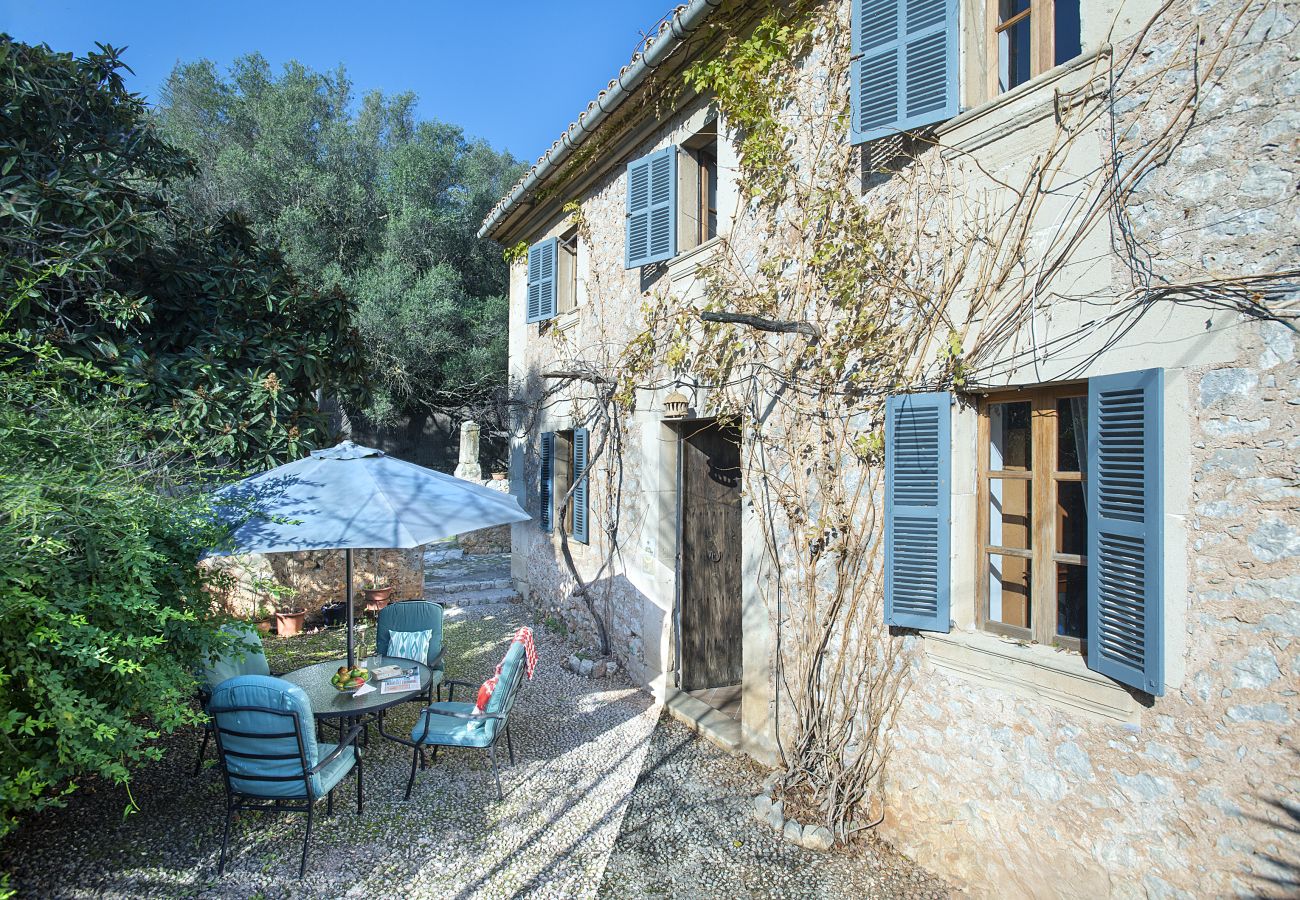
[{"x1": 679, "y1": 420, "x2": 742, "y2": 692}]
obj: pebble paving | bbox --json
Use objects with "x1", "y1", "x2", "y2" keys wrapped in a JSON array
[{"x1": 0, "y1": 555, "x2": 947, "y2": 898}]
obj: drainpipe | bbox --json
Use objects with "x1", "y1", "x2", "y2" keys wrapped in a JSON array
[{"x1": 478, "y1": 0, "x2": 724, "y2": 241}]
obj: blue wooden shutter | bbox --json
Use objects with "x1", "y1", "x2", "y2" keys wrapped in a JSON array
[
  {"x1": 884, "y1": 391, "x2": 951, "y2": 631},
  {"x1": 851, "y1": 0, "x2": 960, "y2": 144},
  {"x1": 572, "y1": 427, "x2": 589, "y2": 544},
  {"x1": 625, "y1": 146, "x2": 678, "y2": 268},
  {"x1": 526, "y1": 238, "x2": 557, "y2": 323},
  {"x1": 1087, "y1": 369, "x2": 1164, "y2": 695},
  {"x1": 539, "y1": 431, "x2": 555, "y2": 532}
]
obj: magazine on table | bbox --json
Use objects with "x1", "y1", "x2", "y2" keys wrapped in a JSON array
[{"x1": 379, "y1": 668, "x2": 421, "y2": 694}]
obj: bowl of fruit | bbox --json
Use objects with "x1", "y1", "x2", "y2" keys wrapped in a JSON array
[{"x1": 330, "y1": 665, "x2": 370, "y2": 693}]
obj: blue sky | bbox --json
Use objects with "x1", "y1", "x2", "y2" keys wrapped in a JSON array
[{"x1": 0, "y1": 0, "x2": 675, "y2": 163}]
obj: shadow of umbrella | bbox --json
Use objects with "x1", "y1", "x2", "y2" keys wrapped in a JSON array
[{"x1": 207, "y1": 441, "x2": 530, "y2": 665}]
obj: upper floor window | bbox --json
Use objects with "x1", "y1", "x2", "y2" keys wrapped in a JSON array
[
  {"x1": 526, "y1": 227, "x2": 580, "y2": 324},
  {"x1": 993, "y1": 0, "x2": 1082, "y2": 93},
  {"x1": 681, "y1": 124, "x2": 718, "y2": 251}
]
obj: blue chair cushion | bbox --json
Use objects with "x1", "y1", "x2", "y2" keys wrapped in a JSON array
[
  {"x1": 211, "y1": 675, "x2": 338, "y2": 799},
  {"x1": 410, "y1": 702, "x2": 493, "y2": 749},
  {"x1": 387, "y1": 629, "x2": 433, "y2": 665},
  {"x1": 377, "y1": 602, "x2": 444, "y2": 669},
  {"x1": 201, "y1": 623, "x2": 270, "y2": 692},
  {"x1": 311, "y1": 742, "x2": 359, "y2": 796}
]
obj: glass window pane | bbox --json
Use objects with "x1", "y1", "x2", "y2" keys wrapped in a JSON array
[
  {"x1": 989, "y1": 477, "x2": 1032, "y2": 550},
  {"x1": 1056, "y1": 563, "x2": 1087, "y2": 639},
  {"x1": 1001, "y1": 18, "x2": 1033, "y2": 90},
  {"x1": 989, "y1": 401, "x2": 1032, "y2": 471},
  {"x1": 1056, "y1": 480, "x2": 1087, "y2": 556},
  {"x1": 989, "y1": 553, "x2": 1032, "y2": 629},
  {"x1": 1056, "y1": 396, "x2": 1088, "y2": 472},
  {"x1": 1054, "y1": 0, "x2": 1082, "y2": 66}
]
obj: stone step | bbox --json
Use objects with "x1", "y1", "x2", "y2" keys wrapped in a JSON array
[
  {"x1": 423, "y1": 548, "x2": 464, "y2": 564},
  {"x1": 439, "y1": 587, "x2": 521, "y2": 607},
  {"x1": 664, "y1": 689, "x2": 742, "y2": 757},
  {"x1": 425, "y1": 577, "x2": 515, "y2": 595}
]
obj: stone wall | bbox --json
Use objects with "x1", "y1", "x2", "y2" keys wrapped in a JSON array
[
  {"x1": 202, "y1": 547, "x2": 424, "y2": 620},
  {"x1": 503, "y1": 0, "x2": 1299, "y2": 894}
]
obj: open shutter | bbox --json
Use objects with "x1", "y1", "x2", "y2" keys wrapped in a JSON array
[
  {"x1": 539, "y1": 432, "x2": 555, "y2": 532},
  {"x1": 625, "y1": 146, "x2": 678, "y2": 268},
  {"x1": 884, "y1": 392, "x2": 952, "y2": 631},
  {"x1": 572, "y1": 427, "x2": 589, "y2": 544},
  {"x1": 526, "y1": 238, "x2": 557, "y2": 323},
  {"x1": 851, "y1": 0, "x2": 960, "y2": 145},
  {"x1": 1087, "y1": 369, "x2": 1164, "y2": 695}
]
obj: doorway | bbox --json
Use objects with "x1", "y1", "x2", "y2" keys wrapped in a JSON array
[{"x1": 677, "y1": 419, "x2": 743, "y2": 718}]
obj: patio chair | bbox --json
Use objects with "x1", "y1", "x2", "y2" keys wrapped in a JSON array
[
  {"x1": 194, "y1": 623, "x2": 272, "y2": 774},
  {"x1": 375, "y1": 600, "x2": 445, "y2": 702},
  {"x1": 208, "y1": 674, "x2": 364, "y2": 879},
  {"x1": 397, "y1": 641, "x2": 527, "y2": 802}
]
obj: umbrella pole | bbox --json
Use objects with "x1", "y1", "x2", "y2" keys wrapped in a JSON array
[{"x1": 346, "y1": 548, "x2": 355, "y2": 669}]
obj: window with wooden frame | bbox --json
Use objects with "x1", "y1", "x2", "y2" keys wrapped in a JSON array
[
  {"x1": 557, "y1": 225, "x2": 579, "y2": 313},
  {"x1": 977, "y1": 385, "x2": 1088, "y2": 652},
  {"x1": 991, "y1": 0, "x2": 1083, "y2": 94},
  {"x1": 679, "y1": 123, "x2": 718, "y2": 252},
  {"x1": 553, "y1": 430, "x2": 574, "y2": 535}
]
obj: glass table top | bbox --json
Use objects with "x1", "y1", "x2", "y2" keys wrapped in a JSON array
[{"x1": 280, "y1": 655, "x2": 432, "y2": 719}]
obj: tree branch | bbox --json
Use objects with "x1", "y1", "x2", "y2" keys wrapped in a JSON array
[{"x1": 699, "y1": 310, "x2": 822, "y2": 340}]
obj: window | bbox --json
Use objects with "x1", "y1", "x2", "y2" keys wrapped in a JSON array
[
  {"x1": 539, "y1": 428, "x2": 589, "y2": 543},
  {"x1": 885, "y1": 371, "x2": 1166, "y2": 696},
  {"x1": 978, "y1": 386, "x2": 1088, "y2": 650},
  {"x1": 557, "y1": 226, "x2": 578, "y2": 313},
  {"x1": 680, "y1": 124, "x2": 718, "y2": 250},
  {"x1": 993, "y1": 0, "x2": 1083, "y2": 93}
]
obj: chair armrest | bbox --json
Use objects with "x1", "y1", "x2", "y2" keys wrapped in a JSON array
[
  {"x1": 422, "y1": 707, "x2": 504, "y2": 722},
  {"x1": 429, "y1": 646, "x2": 445, "y2": 671},
  {"x1": 307, "y1": 723, "x2": 364, "y2": 774},
  {"x1": 441, "y1": 678, "x2": 477, "y2": 690}
]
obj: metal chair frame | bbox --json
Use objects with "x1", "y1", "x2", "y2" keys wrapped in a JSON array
[
  {"x1": 384, "y1": 656, "x2": 527, "y2": 802},
  {"x1": 210, "y1": 701, "x2": 364, "y2": 879}
]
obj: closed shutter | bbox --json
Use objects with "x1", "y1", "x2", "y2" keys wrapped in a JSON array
[
  {"x1": 1087, "y1": 369, "x2": 1164, "y2": 695},
  {"x1": 539, "y1": 432, "x2": 555, "y2": 532},
  {"x1": 850, "y1": 0, "x2": 960, "y2": 145},
  {"x1": 572, "y1": 427, "x2": 590, "y2": 544},
  {"x1": 884, "y1": 391, "x2": 952, "y2": 631},
  {"x1": 526, "y1": 238, "x2": 557, "y2": 323},
  {"x1": 625, "y1": 146, "x2": 678, "y2": 269}
]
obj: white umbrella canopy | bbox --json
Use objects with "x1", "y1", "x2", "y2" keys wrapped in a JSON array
[{"x1": 212, "y1": 441, "x2": 530, "y2": 665}]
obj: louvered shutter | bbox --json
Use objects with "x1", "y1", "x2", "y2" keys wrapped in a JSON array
[
  {"x1": 625, "y1": 146, "x2": 678, "y2": 269},
  {"x1": 884, "y1": 392, "x2": 952, "y2": 631},
  {"x1": 1087, "y1": 369, "x2": 1164, "y2": 695},
  {"x1": 539, "y1": 432, "x2": 555, "y2": 532},
  {"x1": 572, "y1": 427, "x2": 590, "y2": 544},
  {"x1": 526, "y1": 238, "x2": 557, "y2": 323},
  {"x1": 850, "y1": 0, "x2": 960, "y2": 145}
]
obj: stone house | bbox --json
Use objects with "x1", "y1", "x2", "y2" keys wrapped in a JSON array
[{"x1": 480, "y1": 0, "x2": 1298, "y2": 894}]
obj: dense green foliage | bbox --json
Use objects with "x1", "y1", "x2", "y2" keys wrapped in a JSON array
[
  {"x1": 0, "y1": 35, "x2": 361, "y2": 839},
  {"x1": 1, "y1": 39, "x2": 366, "y2": 468},
  {"x1": 0, "y1": 351, "x2": 227, "y2": 836},
  {"x1": 156, "y1": 56, "x2": 523, "y2": 424}
]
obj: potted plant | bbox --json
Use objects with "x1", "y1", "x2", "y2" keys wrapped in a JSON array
[
  {"x1": 273, "y1": 606, "x2": 307, "y2": 637},
  {"x1": 362, "y1": 581, "x2": 392, "y2": 613},
  {"x1": 491, "y1": 469, "x2": 507, "y2": 481},
  {"x1": 321, "y1": 601, "x2": 346, "y2": 628}
]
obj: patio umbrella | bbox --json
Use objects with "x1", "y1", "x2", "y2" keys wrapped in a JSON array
[{"x1": 211, "y1": 440, "x2": 530, "y2": 666}]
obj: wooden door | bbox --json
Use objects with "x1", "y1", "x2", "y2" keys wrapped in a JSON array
[{"x1": 679, "y1": 421, "x2": 742, "y2": 691}]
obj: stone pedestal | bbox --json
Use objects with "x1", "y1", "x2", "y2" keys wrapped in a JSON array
[{"x1": 453, "y1": 420, "x2": 482, "y2": 481}]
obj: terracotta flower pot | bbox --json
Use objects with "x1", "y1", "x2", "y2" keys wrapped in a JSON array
[
  {"x1": 273, "y1": 609, "x2": 307, "y2": 637},
  {"x1": 491, "y1": 471, "x2": 507, "y2": 481},
  {"x1": 255, "y1": 619, "x2": 274, "y2": 634},
  {"x1": 363, "y1": 587, "x2": 393, "y2": 614}
]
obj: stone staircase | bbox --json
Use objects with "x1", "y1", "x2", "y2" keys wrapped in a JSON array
[{"x1": 423, "y1": 548, "x2": 519, "y2": 607}]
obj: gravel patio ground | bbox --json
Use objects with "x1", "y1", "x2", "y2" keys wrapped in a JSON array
[{"x1": 0, "y1": 582, "x2": 948, "y2": 898}]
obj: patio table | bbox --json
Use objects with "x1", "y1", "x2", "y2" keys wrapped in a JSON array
[{"x1": 281, "y1": 655, "x2": 433, "y2": 744}]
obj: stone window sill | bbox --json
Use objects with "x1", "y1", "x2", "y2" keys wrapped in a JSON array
[
  {"x1": 667, "y1": 236, "x2": 723, "y2": 285},
  {"x1": 922, "y1": 629, "x2": 1140, "y2": 724}
]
